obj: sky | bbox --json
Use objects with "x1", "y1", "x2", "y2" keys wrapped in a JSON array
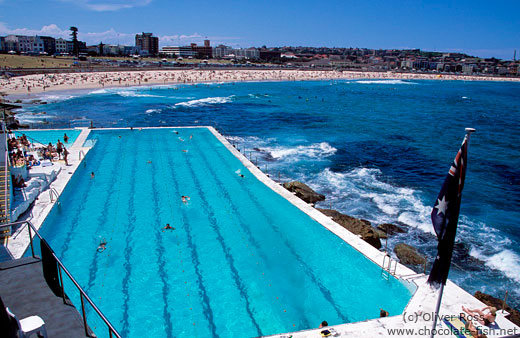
[{"x1": 0, "y1": 0, "x2": 519, "y2": 60}]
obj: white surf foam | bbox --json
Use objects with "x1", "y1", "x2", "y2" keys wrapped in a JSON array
[
  {"x1": 356, "y1": 80, "x2": 417, "y2": 85},
  {"x1": 40, "y1": 94, "x2": 75, "y2": 102},
  {"x1": 261, "y1": 142, "x2": 337, "y2": 161},
  {"x1": 174, "y1": 96, "x2": 234, "y2": 107},
  {"x1": 470, "y1": 248, "x2": 520, "y2": 283},
  {"x1": 116, "y1": 91, "x2": 162, "y2": 98},
  {"x1": 145, "y1": 109, "x2": 161, "y2": 114},
  {"x1": 310, "y1": 167, "x2": 433, "y2": 232}
]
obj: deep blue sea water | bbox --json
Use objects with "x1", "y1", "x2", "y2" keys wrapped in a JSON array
[{"x1": 16, "y1": 79, "x2": 520, "y2": 307}]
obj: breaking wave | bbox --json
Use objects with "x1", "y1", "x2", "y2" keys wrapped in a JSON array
[
  {"x1": 260, "y1": 142, "x2": 337, "y2": 161},
  {"x1": 355, "y1": 80, "x2": 418, "y2": 85},
  {"x1": 174, "y1": 96, "x2": 234, "y2": 107}
]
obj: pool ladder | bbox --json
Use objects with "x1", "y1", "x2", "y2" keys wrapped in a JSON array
[
  {"x1": 381, "y1": 253, "x2": 397, "y2": 280},
  {"x1": 49, "y1": 188, "x2": 61, "y2": 208}
]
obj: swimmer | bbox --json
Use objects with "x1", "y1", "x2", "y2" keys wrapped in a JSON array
[
  {"x1": 189, "y1": 134, "x2": 193, "y2": 140},
  {"x1": 97, "y1": 238, "x2": 107, "y2": 252},
  {"x1": 162, "y1": 223, "x2": 175, "y2": 232},
  {"x1": 182, "y1": 150, "x2": 188, "y2": 153},
  {"x1": 147, "y1": 160, "x2": 152, "y2": 164},
  {"x1": 181, "y1": 196, "x2": 190, "y2": 204},
  {"x1": 178, "y1": 137, "x2": 184, "y2": 142},
  {"x1": 91, "y1": 172, "x2": 95, "y2": 179}
]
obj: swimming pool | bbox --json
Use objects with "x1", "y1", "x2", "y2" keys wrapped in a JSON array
[
  {"x1": 37, "y1": 127, "x2": 413, "y2": 338},
  {"x1": 14, "y1": 129, "x2": 81, "y2": 148}
]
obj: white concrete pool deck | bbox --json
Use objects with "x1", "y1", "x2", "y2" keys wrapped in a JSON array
[
  {"x1": 7, "y1": 127, "x2": 93, "y2": 258},
  {"x1": 4, "y1": 126, "x2": 519, "y2": 338}
]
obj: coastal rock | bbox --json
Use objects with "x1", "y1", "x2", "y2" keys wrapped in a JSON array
[
  {"x1": 374, "y1": 229, "x2": 388, "y2": 240},
  {"x1": 283, "y1": 181, "x2": 325, "y2": 204},
  {"x1": 377, "y1": 223, "x2": 406, "y2": 236},
  {"x1": 393, "y1": 243, "x2": 426, "y2": 265},
  {"x1": 316, "y1": 208, "x2": 382, "y2": 249},
  {"x1": 474, "y1": 291, "x2": 520, "y2": 326}
]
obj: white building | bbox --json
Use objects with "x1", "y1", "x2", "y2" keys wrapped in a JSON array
[
  {"x1": 213, "y1": 45, "x2": 233, "y2": 59},
  {"x1": 55, "y1": 38, "x2": 68, "y2": 54},
  {"x1": 160, "y1": 46, "x2": 196, "y2": 58},
  {"x1": 3, "y1": 35, "x2": 44, "y2": 53}
]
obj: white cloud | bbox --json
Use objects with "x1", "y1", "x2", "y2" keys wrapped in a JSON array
[
  {"x1": 60, "y1": 0, "x2": 152, "y2": 12},
  {"x1": 0, "y1": 23, "x2": 70, "y2": 39}
]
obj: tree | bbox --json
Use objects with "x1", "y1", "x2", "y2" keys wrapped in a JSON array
[
  {"x1": 70, "y1": 26, "x2": 79, "y2": 57},
  {"x1": 99, "y1": 41, "x2": 104, "y2": 56}
]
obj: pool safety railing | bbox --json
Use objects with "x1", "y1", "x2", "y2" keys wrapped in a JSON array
[
  {"x1": 1, "y1": 123, "x2": 12, "y2": 238},
  {"x1": 11, "y1": 220, "x2": 123, "y2": 338}
]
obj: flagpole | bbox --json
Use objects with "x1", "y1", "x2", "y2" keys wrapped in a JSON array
[{"x1": 429, "y1": 127, "x2": 475, "y2": 338}]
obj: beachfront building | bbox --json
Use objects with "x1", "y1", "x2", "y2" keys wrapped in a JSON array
[
  {"x1": 135, "y1": 32, "x2": 159, "y2": 56},
  {"x1": 38, "y1": 36, "x2": 56, "y2": 55},
  {"x1": 235, "y1": 47, "x2": 260, "y2": 59},
  {"x1": 213, "y1": 44, "x2": 233, "y2": 59},
  {"x1": 160, "y1": 46, "x2": 196, "y2": 58},
  {"x1": 55, "y1": 38, "x2": 68, "y2": 54},
  {"x1": 191, "y1": 40, "x2": 212, "y2": 59}
]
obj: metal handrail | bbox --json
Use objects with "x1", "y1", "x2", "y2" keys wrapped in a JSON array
[
  {"x1": 7, "y1": 220, "x2": 123, "y2": 338},
  {"x1": 2, "y1": 123, "x2": 11, "y2": 225}
]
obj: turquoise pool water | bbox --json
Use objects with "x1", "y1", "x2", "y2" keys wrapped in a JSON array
[
  {"x1": 38, "y1": 127, "x2": 413, "y2": 338},
  {"x1": 14, "y1": 129, "x2": 81, "y2": 148}
]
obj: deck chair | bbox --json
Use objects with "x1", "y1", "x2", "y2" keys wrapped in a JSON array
[{"x1": 5, "y1": 307, "x2": 48, "y2": 338}]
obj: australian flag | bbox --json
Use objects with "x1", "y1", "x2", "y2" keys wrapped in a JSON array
[{"x1": 427, "y1": 133, "x2": 469, "y2": 286}]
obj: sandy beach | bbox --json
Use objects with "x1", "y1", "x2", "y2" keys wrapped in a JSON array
[{"x1": 1, "y1": 69, "x2": 519, "y2": 96}]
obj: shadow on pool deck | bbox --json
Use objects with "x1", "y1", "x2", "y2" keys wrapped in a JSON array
[{"x1": 0, "y1": 257, "x2": 89, "y2": 338}]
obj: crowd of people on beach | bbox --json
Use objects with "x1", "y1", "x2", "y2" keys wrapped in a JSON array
[{"x1": 1, "y1": 69, "x2": 519, "y2": 95}]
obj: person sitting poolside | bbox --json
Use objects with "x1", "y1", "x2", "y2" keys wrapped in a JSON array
[
  {"x1": 461, "y1": 313, "x2": 488, "y2": 338},
  {"x1": 462, "y1": 305, "x2": 496, "y2": 327},
  {"x1": 162, "y1": 223, "x2": 175, "y2": 232}
]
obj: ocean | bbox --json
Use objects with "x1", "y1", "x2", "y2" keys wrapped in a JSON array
[{"x1": 14, "y1": 79, "x2": 520, "y2": 307}]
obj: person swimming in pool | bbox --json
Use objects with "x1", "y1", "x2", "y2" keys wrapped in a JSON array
[
  {"x1": 181, "y1": 196, "x2": 190, "y2": 204},
  {"x1": 97, "y1": 238, "x2": 107, "y2": 252},
  {"x1": 162, "y1": 223, "x2": 175, "y2": 232}
]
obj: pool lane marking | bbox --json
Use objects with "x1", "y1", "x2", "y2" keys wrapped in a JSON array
[
  {"x1": 184, "y1": 142, "x2": 263, "y2": 337},
  {"x1": 163, "y1": 132, "x2": 218, "y2": 337},
  {"x1": 119, "y1": 134, "x2": 139, "y2": 338},
  {"x1": 200, "y1": 131, "x2": 350, "y2": 324},
  {"x1": 84, "y1": 136, "x2": 126, "y2": 295},
  {"x1": 150, "y1": 133, "x2": 175, "y2": 338},
  {"x1": 155, "y1": 133, "x2": 198, "y2": 333},
  {"x1": 190, "y1": 133, "x2": 292, "y2": 326},
  {"x1": 59, "y1": 136, "x2": 119, "y2": 258}
]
